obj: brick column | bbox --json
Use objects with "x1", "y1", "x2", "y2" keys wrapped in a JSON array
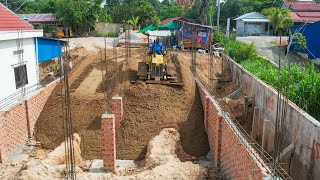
[
  {"x1": 101, "y1": 114, "x2": 116, "y2": 172},
  {"x1": 111, "y1": 96, "x2": 123, "y2": 129}
]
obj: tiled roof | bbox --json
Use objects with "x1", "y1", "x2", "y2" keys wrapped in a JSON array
[
  {"x1": 291, "y1": 11, "x2": 320, "y2": 22},
  {"x1": 284, "y1": 0, "x2": 316, "y2": 5},
  {"x1": 284, "y1": 0, "x2": 320, "y2": 11},
  {"x1": 18, "y1": 13, "x2": 57, "y2": 23},
  {"x1": 0, "y1": 3, "x2": 34, "y2": 31}
]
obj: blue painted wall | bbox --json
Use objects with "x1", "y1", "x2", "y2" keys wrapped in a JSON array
[
  {"x1": 36, "y1": 38, "x2": 63, "y2": 62},
  {"x1": 290, "y1": 22, "x2": 320, "y2": 59}
]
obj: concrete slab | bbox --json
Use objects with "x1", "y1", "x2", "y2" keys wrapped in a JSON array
[
  {"x1": 90, "y1": 159, "x2": 105, "y2": 173},
  {"x1": 90, "y1": 159, "x2": 137, "y2": 174}
]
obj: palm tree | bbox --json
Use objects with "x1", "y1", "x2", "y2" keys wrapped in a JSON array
[
  {"x1": 127, "y1": 16, "x2": 140, "y2": 30},
  {"x1": 262, "y1": 8, "x2": 293, "y2": 36}
]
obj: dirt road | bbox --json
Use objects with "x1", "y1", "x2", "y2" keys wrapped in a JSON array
[{"x1": 237, "y1": 36, "x2": 308, "y2": 66}]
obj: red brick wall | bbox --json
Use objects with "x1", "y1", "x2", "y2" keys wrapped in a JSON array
[
  {"x1": 196, "y1": 79, "x2": 269, "y2": 179},
  {"x1": 0, "y1": 80, "x2": 59, "y2": 163},
  {"x1": 111, "y1": 96, "x2": 123, "y2": 129},
  {"x1": 101, "y1": 114, "x2": 116, "y2": 172}
]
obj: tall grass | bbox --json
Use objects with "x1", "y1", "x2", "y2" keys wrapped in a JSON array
[{"x1": 214, "y1": 32, "x2": 320, "y2": 120}]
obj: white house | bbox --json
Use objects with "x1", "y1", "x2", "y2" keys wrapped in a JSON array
[
  {"x1": 234, "y1": 12, "x2": 271, "y2": 36},
  {"x1": 0, "y1": 3, "x2": 43, "y2": 107}
]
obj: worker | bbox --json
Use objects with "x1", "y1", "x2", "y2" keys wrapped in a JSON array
[{"x1": 150, "y1": 38, "x2": 164, "y2": 54}]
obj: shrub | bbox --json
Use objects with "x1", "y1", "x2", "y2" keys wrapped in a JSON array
[
  {"x1": 96, "y1": 31, "x2": 108, "y2": 37},
  {"x1": 241, "y1": 58, "x2": 320, "y2": 120},
  {"x1": 107, "y1": 31, "x2": 118, "y2": 37},
  {"x1": 216, "y1": 32, "x2": 320, "y2": 120}
]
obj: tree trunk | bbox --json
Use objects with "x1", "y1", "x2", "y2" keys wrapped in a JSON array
[{"x1": 200, "y1": 0, "x2": 209, "y2": 25}]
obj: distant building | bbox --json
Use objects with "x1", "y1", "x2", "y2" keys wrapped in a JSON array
[
  {"x1": 18, "y1": 13, "x2": 57, "y2": 25},
  {"x1": 161, "y1": 17, "x2": 192, "y2": 25},
  {"x1": 0, "y1": 3, "x2": 64, "y2": 109},
  {"x1": 176, "y1": 0, "x2": 194, "y2": 11},
  {"x1": 0, "y1": 3, "x2": 43, "y2": 102},
  {"x1": 281, "y1": 0, "x2": 320, "y2": 23},
  {"x1": 234, "y1": 12, "x2": 271, "y2": 36},
  {"x1": 176, "y1": 0, "x2": 194, "y2": 6}
]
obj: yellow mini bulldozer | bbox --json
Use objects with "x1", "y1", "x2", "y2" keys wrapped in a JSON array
[{"x1": 136, "y1": 31, "x2": 181, "y2": 86}]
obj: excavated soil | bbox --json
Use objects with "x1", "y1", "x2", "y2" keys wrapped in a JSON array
[
  {"x1": 178, "y1": 52, "x2": 253, "y2": 134},
  {"x1": 35, "y1": 47, "x2": 209, "y2": 160}
]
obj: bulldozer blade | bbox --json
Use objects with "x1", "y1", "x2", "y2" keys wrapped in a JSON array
[{"x1": 145, "y1": 80, "x2": 183, "y2": 86}]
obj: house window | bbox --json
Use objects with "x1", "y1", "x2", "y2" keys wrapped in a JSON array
[
  {"x1": 14, "y1": 65, "x2": 28, "y2": 89},
  {"x1": 13, "y1": 49, "x2": 24, "y2": 55}
]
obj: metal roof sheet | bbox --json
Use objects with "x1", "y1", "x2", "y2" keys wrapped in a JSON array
[
  {"x1": 242, "y1": 19, "x2": 271, "y2": 22},
  {"x1": 161, "y1": 17, "x2": 192, "y2": 25},
  {"x1": 18, "y1": 13, "x2": 56, "y2": 23},
  {"x1": 234, "y1": 12, "x2": 269, "y2": 21}
]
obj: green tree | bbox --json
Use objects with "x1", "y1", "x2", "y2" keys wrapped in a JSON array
[
  {"x1": 5, "y1": 0, "x2": 60, "y2": 13},
  {"x1": 184, "y1": 0, "x2": 201, "y2": 23},
  {"x1": 149, "y1": 0, "x2": 162, "y2": 13},
  {"x1": 292, "y1": 33, "x2": 307, "y2": 51},
  {"x1": 127, "y1": 16, "x2": 140, "y2": 29},
  {"x1": 109, "y1": 0, "x2": 160, "y2": 27},
  {"x1": 56, "y1": 0, "x2": 106, "y2": 34},
  {"x1": 262, "y1": 7, "x2": 293, "y2": 35},
  {"x1": 200, "y1": 0, "x2": 209, "y2": 25},
  {"x1": 159, "y1": 5, "x2": 183, "y2": 20}
]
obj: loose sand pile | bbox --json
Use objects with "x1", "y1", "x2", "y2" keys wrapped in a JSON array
[{"x1": 2, "y1": 129, "x2": 210, "y2": 179}]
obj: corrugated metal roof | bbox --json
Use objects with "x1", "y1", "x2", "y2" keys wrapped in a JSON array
[
  {"x1": 161, "y1": 17, "x2": 192, "y2": 25},
  {"x1": 0, "y1": 3, "x2": 34, "y2": 31},
  {"x1": 178, "y1": 20, "x2": 212, "y2": 29},
  {"x1": 234, "y1": 12, "x2": 269, "y2": 21},
  {"x1": 18, "y1": 13, "x2": 56, "y2": 23},
  {"x1": 243, "y1": 19, "x2": 271, "y2": 22}
]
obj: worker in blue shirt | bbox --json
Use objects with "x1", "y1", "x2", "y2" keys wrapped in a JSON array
[{"x1": 150, "y1": 38, "x2": 164, "y2": 54}]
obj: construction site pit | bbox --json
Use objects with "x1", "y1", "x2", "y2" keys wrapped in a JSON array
[
  {"x1": 30, "y1": 42, "x2": 255, "y2": 179},
  {"x1": 35, "y1": 47, "x2": 212, "y2": 161}
]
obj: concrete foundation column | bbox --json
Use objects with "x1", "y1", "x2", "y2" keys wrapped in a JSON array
[
  {"x1": 251, "y1": 107, "x2": 259, "y2": 140},
  {"x1": 101, "y1": 114, "x2": 116, "y2": 172},
  {"x1": 112, "y1": 96, "x2": 123, "y2": 129},
  {"x1": 204, "y1": 96, "x2": 210, "y2": 132},
  {"x1": 24, "y1": 100, "x2": 32, "y2": 138},
  {"x1": 214, "y1": 116, "x2": 222, "y2": 168},
  {"x1": 262, "y1": 119, "x2": 271, "y2": 149}
]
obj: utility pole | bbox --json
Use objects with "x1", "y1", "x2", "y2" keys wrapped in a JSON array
[
  {"x1": 217, "y1": 0, "x2": 221, "y2": 32},
  {"x1": 226, "y1": 18, "x2": 230, "y2": 38}
]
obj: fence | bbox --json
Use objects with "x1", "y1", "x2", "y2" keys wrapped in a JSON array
[
  {"x1": 195, "y1": 76, "x2": 293, "y2": 179},
  {"x1": 224, "y1": 54, "x2": 320, "y2": 180},
  {"x1": 0, "y1": 79, "x2": 59, "y2": 163}
]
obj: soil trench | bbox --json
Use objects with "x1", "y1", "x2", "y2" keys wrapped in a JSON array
[{"x1": 35, "y1": 48, "x2": 210, "y2": 160}]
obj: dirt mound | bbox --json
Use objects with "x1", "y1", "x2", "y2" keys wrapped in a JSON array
[
  {"x1": 4, "y1": 129, "x2": 210, "y2": 179},
  {"x1": 35, "y1": 48, "x2": 209, "y2": 160}
]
